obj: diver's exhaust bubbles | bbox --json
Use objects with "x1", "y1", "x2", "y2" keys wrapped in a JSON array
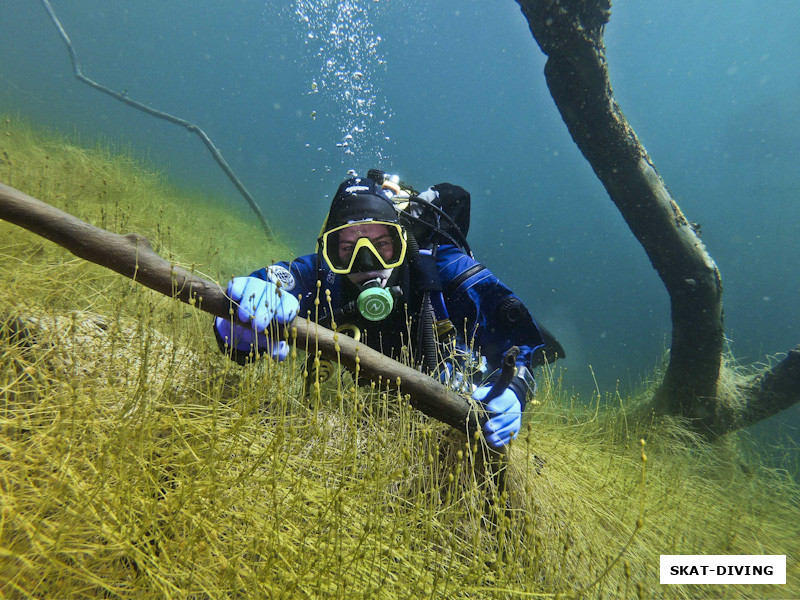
[{"x1": 293, "y1": 0, "x2": 393, "y2": 161}]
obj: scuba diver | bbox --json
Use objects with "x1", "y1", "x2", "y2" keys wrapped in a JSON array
[{"x1": 214, "y1": 170, "x2": 562, "y2": 449}]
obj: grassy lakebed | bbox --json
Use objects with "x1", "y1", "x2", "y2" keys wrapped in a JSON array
[{"x1": 1, "y1": 116, "x2": 798, "y2": 598}]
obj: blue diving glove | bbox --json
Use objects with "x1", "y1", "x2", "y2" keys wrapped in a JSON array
[
  {"x1": 214, "y1": 277, "x2": 299, "y2": 361},
  {"x1": 472, "y1": 386, "x2": 522, "y2": 449}
]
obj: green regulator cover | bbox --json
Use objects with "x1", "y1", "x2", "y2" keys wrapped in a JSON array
[{"x1": 357, "y1": 286, "x2": 394, "y2": 321}]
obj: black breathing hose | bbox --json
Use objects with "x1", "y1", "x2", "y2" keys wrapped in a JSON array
[{"x1": 406, "y1": 232, "x2": 439, "y2": 374}]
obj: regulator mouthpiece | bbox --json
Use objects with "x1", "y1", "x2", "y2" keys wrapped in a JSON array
[{"x1": 357, "y1": 278, "x2": 394, "y2": 321}]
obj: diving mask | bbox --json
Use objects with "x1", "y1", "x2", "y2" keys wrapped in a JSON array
[{"x1": 320, "y1": 220, "x2": 407, "y2": 275}]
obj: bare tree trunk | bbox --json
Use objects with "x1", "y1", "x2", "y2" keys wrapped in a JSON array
[
  {"x1": 513, "y1": 0, "x2": 799, "y2": 436},
  {"x1": 0, "y1": 182, "x2": 480, "y2": 434}
]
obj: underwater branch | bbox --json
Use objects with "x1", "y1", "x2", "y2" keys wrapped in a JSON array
[
  {"x1": 0, "y1": 182, "x2": 479, "y2": 434},
  {"x1": 38, "y1": 0, "x2": 274, "y2": 239},
  {"x1": 514, "y1": 0, "x2": 724, "y2": 428},
  {"x1": 515, "y1": 0, "x2": 723, "y2": 428},
  {"x1": 514, "y1": 0, "x2": 799, "y2": 436}
]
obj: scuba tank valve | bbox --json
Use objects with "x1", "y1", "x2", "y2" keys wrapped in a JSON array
[{"x1": 366, "y1": 169, "x2": 410, "y2": 200}]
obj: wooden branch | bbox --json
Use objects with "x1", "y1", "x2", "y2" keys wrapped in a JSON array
[
  {"x1": 734, "y1": 347, "x2": 800, "y2": 432},
  {"x1": 0, "y1": 182, "x2": 479, "y2": 433},
  {"x1": 38, "y1": 0, "x2": 274, "y2": 239},
  {"x1": 515, "y1": 0, "x2": 725, "y2": 431}
]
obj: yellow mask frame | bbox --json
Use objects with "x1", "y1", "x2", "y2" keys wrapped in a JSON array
[{"x1": 320, "y1": 220, "x2": 407, "y2": 274}]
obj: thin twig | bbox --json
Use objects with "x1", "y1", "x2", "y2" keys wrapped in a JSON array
[{"x1": 38, "y1": 0, "x2": 274, "y2": 239}]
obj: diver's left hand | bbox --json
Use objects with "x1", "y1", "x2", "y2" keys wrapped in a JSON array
[{"x1": 472, "y1": 386, "x2": 522, "y2": 449}]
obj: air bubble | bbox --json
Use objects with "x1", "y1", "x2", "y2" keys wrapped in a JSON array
[{"x1": 293, "y1": 0, "x2": 393, "y2": 160}]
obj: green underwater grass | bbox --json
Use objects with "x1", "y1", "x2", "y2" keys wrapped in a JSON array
[{"x1": 1, "y1": 115, "x2": 798, "y2": 599}]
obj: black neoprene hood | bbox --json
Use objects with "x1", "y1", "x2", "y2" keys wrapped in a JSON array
[{"x1": 325, "y1": 177, "x2": 399, "y2": 231}]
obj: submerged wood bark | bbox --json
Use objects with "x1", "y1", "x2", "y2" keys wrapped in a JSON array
[
  {"x1": 0, "y1": 182, "x2": 480, "y2": 434},
  {"x1": 734, "y1": 347, "x2": 800, "y2": 431},
  {"x1": 513, "y1": 0, "x2": 798, "y2": 436}
]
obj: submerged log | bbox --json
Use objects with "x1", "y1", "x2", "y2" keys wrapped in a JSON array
[
  {"x1": 0, "y1": 182, "x2": 480, "y2": 434},
  {"x1": 735, "y1": 347, "x2": 800, "y2": 431},
  {"x1": 513, "y1": 0, "x2": 798, "y2": 436}
]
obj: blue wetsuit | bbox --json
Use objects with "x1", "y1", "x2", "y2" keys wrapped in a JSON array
[{"x1": 218, "y1": 243, "x2": 545, "y2": 406}]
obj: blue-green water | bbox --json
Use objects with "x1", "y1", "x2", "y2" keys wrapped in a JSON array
[{"x1": 2, "y1": 1, "x2": 798, "y2": 439}]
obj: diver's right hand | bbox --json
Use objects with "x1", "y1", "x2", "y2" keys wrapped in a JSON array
[
  {"x1": 227, "y1": 277, "x2": 299, "y2": 331},
  {"x1": 214, "y1": 277, "x2": 299, "y2": 360}
]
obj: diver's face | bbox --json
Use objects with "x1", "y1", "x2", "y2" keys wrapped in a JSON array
[
  {"x1": 337, "y1": 223, "x2": 396, "y2": 263},
  {"x1": 338, "y1": 223, "x2": 395, "y2": 287}
]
